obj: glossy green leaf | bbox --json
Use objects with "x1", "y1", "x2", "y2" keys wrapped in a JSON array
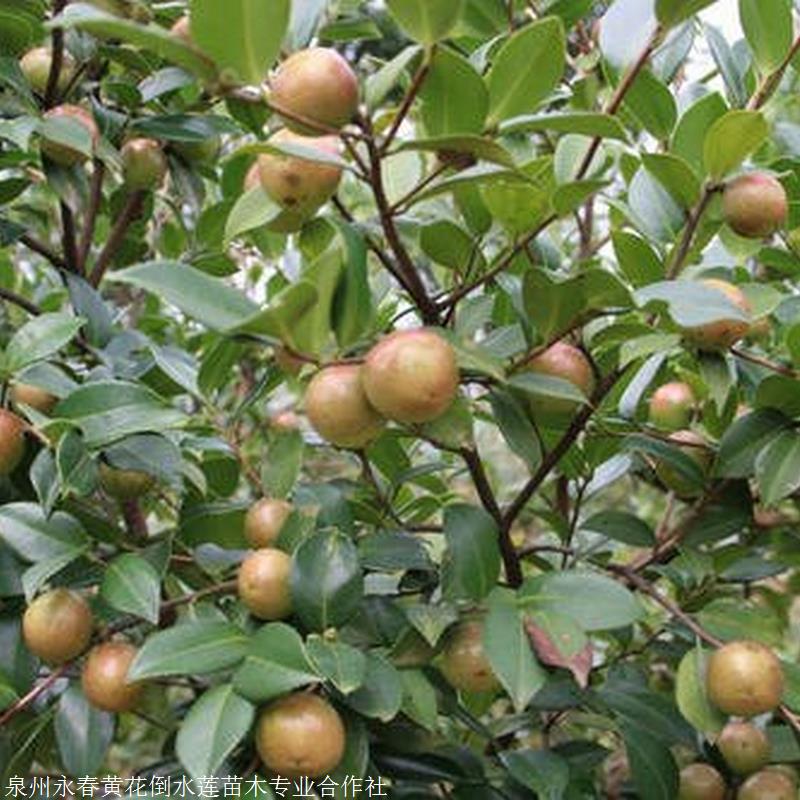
[
  {"x1": 386, "y1": 0, "x2": 464, "y2": 43},
  {"x1": 55, "y1": 685, "x2": 114, "y2": 777},
  {"x1": 675, "y1": 647, "x2": 726, "y2": 736},
  {"x1": 502, "y1": 749, "x2": 570, "y2": 799},
  {"x1": 704, "y1": 110, "x2": 768, "y2": 179},
  {"x1": 581, "y1": 511, "x2": 655, "y2": 547},
  {"x1": 499, "y1": 111, "x2": 628, "y2": 141},
  {"x1": 738, "y1": 0, "x2": 792, "y2": 73},
  {"x1": 0, "y1": 503, "x2": 88, "y2": 562},
  {"x1": 346, "y1": 653, "x2": 403, "y2": 722},
  {"x1": 4, "y1": 313, "x2": 83, "y2": 375},
  {"x1": 100, "y1": 554, "x2": 161, "y2": 624},
  {"x1": 441, "y1": 504, "x2": 501, "y2": 601},
  {"x1": 755, "y1": 430, "x2": 800, "y2": 507},
  {"x1": 306, "y1": 635, "x2": 366, "y2": 695}
]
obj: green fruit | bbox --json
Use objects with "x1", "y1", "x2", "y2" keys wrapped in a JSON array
[
  {"x1": 237, "y1": 548, "x2": 293, "y2": 621},
  {"x1": 718, "y1": 721, "x2": 771, "y2": 775},
  {"x1": 172, "y1": 136, "x2": 221, "y2": 164},
  {"x1": 649, "y1": 382, "x2": 695, "y2": 431},
  {"x1": 81, "y1": 641, "x2": 143, "y2": 712},
  {"x1": 678, "y1": 764, "x2": 726, "y2": 800},
  {"x1": 11, "y1": 382, "x2": 58, "y2": 414},
  {"x1": 305, "y1": 364, "x2": 386, "y2": 449},
  {"x1": 255, "y1": 693, "x2": 346, "y2": 778},
  {"x1": 654, "y1": 429, "x2": 712, "y2": 498},
  {"x1": 707, "y1": 640, "x2": 784, "y2": 718},
  {"x1": 738, "y1": 770, "x2": 796, "y2": 800},
  {"x1": 362, "y1": 329, "x2": 460, "y2": 424},
  {"x1": 23, "y1": 589, "x2": 93, "y2": 665},
  {"x1": 121, "y1": 138, "x2": 168, "y2": 191},
  {"x1": 244, "y1": 498, "x2": 292, "y2": 548},
  {"x1": 269, "y1": 48, "x2": 359, "y2": 133},
  {"x1": 0, "y1": 409, "x2": 26, "y2": 475},
  {"x1": 440, "y1": 620, "x2": 500, "y2": 693},
  {"x1": 41, "y1": 105, "x2": 100, "y2": 167},
  {"x1": 20, "y1": 47, "x2": 76, "y2": 96},
  {"x1": 683, "y1": 279, "x2": 752, "y2": 351},
  {"x1": 525, "y1": 340, "x2": 595, "y2": 421},
  {"x1": 99, "y1": 463, "x2": 155, "y2": 501},
  {"x1": 723, "y1": 173, "x2": 787, "y2": 239}
]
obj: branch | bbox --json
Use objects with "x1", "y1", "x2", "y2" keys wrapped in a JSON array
[
  {"x1": 120, "y1": 499, "x2": 148, "y2": 545},
  {"x1": 665, "y1": 184, "x2": 720, "y2": 279},
  {"x1": 0, "y1": 288, "x2": 42, "y2": 317},
  {"x1": 44, "y1": 0, "x2": 68, "y2": 108},
  {"x1": 380, "y1": 47, "x2": 435, "y2": 154},
  {"x1": 89, "y1": 190, "x2": 146, "y2": 287},
  {"x1": 731, "y1": 348, "x2": 799, "y2": 379},
  {"x1": 77, "y1": 160, "x2": 105, "y2": 273},
  {"x1": 748, "y1": 32, "x2": 800, "y2": 111},
  {"x1": 0, "y1": 665, "x2": 68, "y2": 727},
  {"x1": 19, "y1": 233, "x2": 67, "y2": 271},
  {"x1": 60, "y1": 202, "x2": 79, "y2": 272}
]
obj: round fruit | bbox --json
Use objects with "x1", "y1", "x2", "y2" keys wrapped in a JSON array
[
  {"x1": 649, "y1": 382, "x2": 695, "y2": 431},
  {"x1": 525, "y1": 341, "x2": 595, "y2": 420},
  {"x1": 255, "y1": 693, "x2": 346, "y2": 778},
  {"x1": 121, "y1": 138, "x2": 168, "y2": 191},
  {"x1": 717, "y1": 720, "x2": 770, "y2": 775},
  {"x1": 707, "y1": 640, "x2": 784, "y2": 718},
  {"x1": 654, "y1": 429, "x2": 712, "y2": 498},
  {"x1": 738, "y1": 770, "x2": 796, "y2": 800},
  {"x1": 270, "y1": 48, "x2": 359, "y2": 133},
  {"x1": 305, "y1": 364, "x2": 385, "y2": 449},
  {"x1": 440, "y1": 620, "x2": 500, "y2": 693},
  {"x1": 258, "y1": 130, "x2": 343, "y2": 217},
  {"x1": 172, "y1": 136, "x2": 220, "y2": 164},
  {"x1": 23, "y1": 589, "x2": 93, "y2": 664},
  {"x1": 41, "y1": 105, "x2": 100, "y2": 167},
  {"x1": 678, "y1": 764, "x2": 726, "y2": 800},
  {"x1": 683, "y1": 279, "x2": 752, "y2": 351},
  {"x1": 170, "y1": 15, "x2": 192, "y2": 43},
  {"x1": 81, "y1": 641, "x2": 143, "y2": 712},
  {"x1": 244, "y1": 498, "x2": 292, "y2": 548},
  {"x1": 764, "y1": 766, "x2": 799, "y2": 786},
  {"x1": 237, "y1": 548, "x2": 293, "y2": 621},
  {"x1": 11, "y1": 382, "x2": 58, "y2": 414},
  {"x1": 723, "y1": 173, "x2": 787, "y2": 239},
  {"x1": 20, "y1": 47, "x2": 75, "y2": 96},
  {"x1": 99, "y1": 463, "x2": 155, "y2": 501},
  {"x1": 0, "y1": 409, "x2": 27, "y2": 475},
  {"x1": 362, "y1": 329, "x2": 460, "y2": 424},
  {"x1": 244, "y1": 162, "x2": 261, "y2": 192}
]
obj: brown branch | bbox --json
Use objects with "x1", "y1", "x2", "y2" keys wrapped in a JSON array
[
  {"x1": 0, "y1": 664, "x2": 68, "y2": 728},
  {"x1": 44, "y1": 0, "x2": 68, "y2": 108},
  {"x1": 120, "y1": 499, "x2": 148, "y2": 545},
  {"x1": 665, "y1": 184, "x2": 720, "y2": 279},
  {"x1": 263, "y1": 97, "x2": 363, "y2": 142},
  {"x1": 59, "y1": 202, "x2": 79, "y2": 272},
  {"x1": 748, "y1": 32, "x2": 800, "y2": 110},
  {"x1": 0, "y1": 288, "x2": 42, "y2": 317},
  {"x1": 380, "y1": 48, "x2": 435, "y2": 155},
  {"x1": 731, "y1": 348, "x2": 799, "y2": 379},
  {"x1": 89, "y1": 190, "x2": 145, "y2": 287},
  {"x1": 77, "y1": 160, "x2": 105, "y2": 273},
  {"x1": 19, "y1": 233, "x2": 67, "y2": 271}
]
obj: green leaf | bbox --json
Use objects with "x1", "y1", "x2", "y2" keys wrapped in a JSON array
[
  {"x1": 100, "y1": 554, "x2": 161, "y2": 625},
  {"x1": 233, "y1": 623, "x2": 319, "y2": 703},
  {"x1": 365, "y1": 45, "x2": 421, "y2": 109},
  {"x1": 611, "y1": 231, "x2": 664, "y2": 288},
  {"x1": 4, "y1": 313, "x2": 83, "y2": 375},
  {"x1": 261, "y1": 430, "x2": 303, "y2": 500},
  {"x1": 508, "y1": 372, "x2": 589, "y2": 405},
  {"x1": 224, "y1": 185, "x2": 283, "y2": 245},
  {"x1": 624, "y1": 70, "x2": 677, "y2": 139},
  {"x1": 703, "y1": 110, "x2": 769, "y2": 180},
  {"x1": 54, "y1": 685, "x2": 114, "y2": 777},
  {"x1": 386, "y1": 0, "x2": 464, "y2": 43},
  {"x1": 635, "y1": 281, "x2": 751, "y2": 327},
  {"x1": 346, "y1": 653, "x2": 403, "y2": 722},
  {"x1": 502, "y1": 750, "x2": 570, "y2": 799},
  {"x1": 671, "y1": 92, "x2": 728, "y2": 175},
  {"x1": 291, "y1": 532, "x2": 364, "y2": 632},
  {"x1": 130, "y1": 621, "x2": 248, "y2": 680},
  {"x1": 715, "y1": 409, "x2": 789, "y2": 478},
  {"x1": 738, "y1": 0, "x2": 792, "y2": 73},
  {"x1": 499, "y1": 111, "x2": 628, "y2": 141},
  {"x1": 521, "y1": 572, "x2": 642, "y2": 632},
  {"x1": 441, "y1": 504, "x2": 501, "y2": 602},
  {"x1": 484, "y1": 588, "x2": 547, "y2": 712},
  {"x1": 332, "y1": 221, "x2": 374, "y2": 348},
  {"x1": 180, "y1": 502, "x2": 248, "y2": 550},
  {"x1": 400, "y1": 669, "x2": 438, "y2": 731},
  {"x1": 306, "y1": 635, "x2": 366, "y2": 695},
  {"x1": 581, "y1": 511, "x2": 655, "y2": 547},
  {"x1": 190, "y1": 0, "x2": 289, "y2": 84},
  {"x1": 627, "y1": 166, "x2": 684, "y2": 243},
  {"x1": 705, "y1": 23, "x2": 749, "y2": 108},
  {"x1": 0, "y1": 503, "x2": 88, "y2": 562},
  {"x1": 675, "y1": 647, "x2": 726, "y2": 736},
  {"x1": 698, "y1": 599, "x2": 783, "y2": 646},
  {"x1": 56, "y1": 430, "x2": 97, "y2": 498},
  {"x1": 487, "y1": 17, "x2": 566, "y2": 126},
  {"x1": 656, "y1": 0, "x2": 719, "y2": 26},
  {"x1": 488, "y1": 389, "x2": 542, "y2": 471},
  {"x1": 175, "y1": 684, "x2": 254, "y2": 781},
  {"x1": 755, "y1": 430, "x2": 800, "y2": 507},
  {"x1": 621, "y1": 723, "x2": 679, "y2": 800},
  {"x1": 641, "y1": 154, "x2": 701, "y2": 210},
  {"x1": 22, "y1": 548, "x2": 87, "y2": 603},
  {"x1": 396, "y1": 135, "x2": 515, "y2": 168}
]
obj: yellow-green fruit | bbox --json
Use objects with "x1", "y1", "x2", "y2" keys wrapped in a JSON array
[
  {"x1": 99, "y1": 463, "x2": 155, "y2": 501},
  {"x1": 41, "y1": 105, "x2": 100, "y2": 167},
  {"x1": 738, "y1": 770, "x2": 796, "y2": 800},
  {"x1": 20, "y1": 47, "x2": 75, "y2": 96},
  {"x1": 11, "y1": 383, "x2": 58, "y2": 414},
  {"x1": 678, "y1": 764, "x2": 726, "y2": 800},
  {"x1": 244, "y1": 499, "x2": 292, "y2": 548},
  {"x1": 81, "y1": 641, "x2": 143, "y2": 712},
  {"x1": 707, "y1": 640, "x2": 784, "y2": 718},
  {"x1": 306, "y1": 364, "x2": 386, "y2": 449},
  {"x1": 717, "y1": 721, "x2": 770, "y2": 776},
  {"x1": 525, "y1": 341, "x2": 595, "y2": 420},
  {"x1": 0, "y1": 409, "x2": 26, "y2": 475},
  {"x1": 440, "y1": 621, "x2": 500, "y2": 693},
  {"x1": 723, "y1": 173, "x2": 787, "y2": 239},
  {"x1": 22, "y1": 589, "x2": 93, "y2": 665},
  {"x1": 255, "y1": 693, "x2": 346, "y2": 778},
  {"x1": 683, "y1": 279, "x2": 752, "y2": 351},
  {"x1": 237, "y1": 548, "x2": 293, "y2": 621},
  {"x1": 362, "y1": 330, "x2": 460, "y2": 424},
  {"x1": 121, "y1": 138, "x2": 167, "y2": 191},
  {"x1": 270, "y1": 48, "x2": 359, "y2": 133},
  {"x1": 649, "y1": 382, "x2": 695, "y2": 431},
  {"x1": 655, "y1": 429, "x2": 712, "y2": 498},
  {"x1": 258, "y1": 130, "x2": 343, "y2": 216},
  {"x1": 172, "y1": 136, "x2": 220, "y2": 164}
]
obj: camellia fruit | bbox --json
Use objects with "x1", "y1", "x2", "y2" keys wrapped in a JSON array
[
  {"x1": 683, "y1": 279, "x2": 752, "y2": 351},
  {"x1": 440, "y1": 620, "x2": 500, "y2": 693},
  {"x1": 255, "y1": 693, "x2": 346, "y2": 778},
  {"x1": 237, "y1": 548, "x2": 293, "y2": 621},
  {"x1": 244, "y1": 498, "x2": 292, "y2": 548},
  {"x1": 0, "y1": 409, "x2": 27, "y2": 475},
  {"x1": 305, "y1": 364, "x2": 385, "y2": 449},
  {"x1": 20, "y1": 47, "x2": 75, "y2": 96},
  {"x1": 525, "y1": 341, "x2": 595, "y2": 420},
  {"x1": 362, "y1": 330, "x2": 460, "y2": 424},
  {"x1": 737, "y1": 770, "x2": 796, "y2": 800},
  {"x1": 717, "y1": 720, "x2": 770, "y2": 775},
  {"x1": 707, "y1": 640, "x2": 784, "y2": 718},
  {"x1": 41, "y1": 105, "x2": 100, "y2": 167},
  {"x1": 99, "y1": 463, "x2": 155, "y2": 501},
  {"x1": 654, "y1": 430, "x2": 712, "y2": 498},
  {"x1": 10, "y1": 382, "x2": 58, "y2": 414},
  {"x1": 121, "y1": 138, "x2": 168, "y2": 191},
  {"x1": 81, "y1": 641, "x2": 143, "y2": 712},
  {"x1": 258, "y1": 130, "x2": 343, "y2": 218},
  {"x1": 677, "y1": 764, "x2": 726, "y2": 800},
  {"x1": 23, "y1": 589, "x2": 93, "y2": 664},
  {"x1": 269, "y1": 48, "x2": 359, "y2": 133},
  {"x1": 649, "y1": 382, "x2": 695, "y2": 431},
  {"x1": 722, "y1": 173, "x2": 787, "y2": 239},
  {"x1": 764, "y1": 766, "x2": 799, "y2": 786}
]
